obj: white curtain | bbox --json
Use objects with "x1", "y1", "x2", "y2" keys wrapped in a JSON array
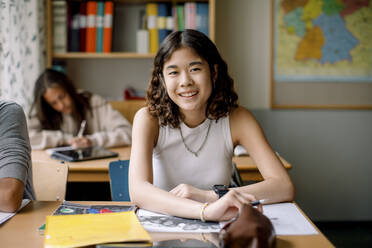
[{"x1": 0, "y1": 0, "x2": 45, "y2": 114}]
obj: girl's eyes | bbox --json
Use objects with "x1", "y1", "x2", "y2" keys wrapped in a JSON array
[
  {"x1": 168, "y1": 71, "x2": 178, "y2": 75},
  {"x1": 167, "y1": 67, "x2": 201, "y2": 76}
]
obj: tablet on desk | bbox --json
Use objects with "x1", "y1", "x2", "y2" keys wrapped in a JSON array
[{"x1": 51, "y1": 146, "x2": 118, "y2": 162}]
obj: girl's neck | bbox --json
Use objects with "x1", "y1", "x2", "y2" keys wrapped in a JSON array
[{"x1": 182, "y1": 111, "x2": 207, "y2": 128}]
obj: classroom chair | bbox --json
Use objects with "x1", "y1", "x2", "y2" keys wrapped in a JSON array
[
  {"x1": 32, "y1": 160, "x2": 68, "y2": 201},
  {"x1": 230, "y1": 162, "x2": 243, "y2": 187},
  {"x1": 109, "y1": 160, "x2": 130, "y2": 201},
  {"x1": 109, "y1": 100, "x2": 146, "y2": 124}
]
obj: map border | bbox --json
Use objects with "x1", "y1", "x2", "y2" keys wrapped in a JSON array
[{"x1": 270, "y1": 0, "x2": 372, "y2": 109}]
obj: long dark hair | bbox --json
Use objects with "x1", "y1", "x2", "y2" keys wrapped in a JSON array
[
  {"x1": 30, "y1": 69, "x2": 91, "y2": 131},
  {"x1": 146, "y1": 29, "x2": 238, "y2": 128}
]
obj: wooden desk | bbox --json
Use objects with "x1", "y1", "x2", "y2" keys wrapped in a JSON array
[
  {"x1": 0, "y1": 201, "x2": 333, "y2": 248},
  {"x1": 32, "y1": 147, "x2": 291, "y2": 182}
]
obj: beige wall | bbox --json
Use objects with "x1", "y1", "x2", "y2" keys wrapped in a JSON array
[{"x1": 216, "y1": 0, "x2": 271, "y2": 109}]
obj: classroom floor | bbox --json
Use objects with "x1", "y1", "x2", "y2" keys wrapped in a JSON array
[{"x1": 315, "y1": 221, "x2": 372, "y2": 248}]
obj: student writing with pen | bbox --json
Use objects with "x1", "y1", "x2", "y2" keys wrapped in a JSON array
[{"x1": 28, "y1": 69, "x2": 132, "y2": 149}]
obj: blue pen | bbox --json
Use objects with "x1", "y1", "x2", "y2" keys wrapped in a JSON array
[{"x1": 251, "y1": 199, "x2": 268, "y2": 206}]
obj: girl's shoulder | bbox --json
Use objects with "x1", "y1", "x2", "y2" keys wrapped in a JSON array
[
  {"x1": 229, "y1": 105, "x2": 258, "y2": 129},
  {"x1": 134, "y1": 107, "x2": 159, "y2": 128},
  {"x1": 229, "y1": 105, "x2": 254, "y2": 120},
  {"x1": 133, "y1": 107, "x2": 160, "y2": 143}
]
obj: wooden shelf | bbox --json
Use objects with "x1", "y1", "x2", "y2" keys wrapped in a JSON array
[
  {"x1": 53, "y1": 52, "x2": 155, "y2": 59},
  {"x1": 46, "y1": 0, "x2": 216, "y2": 65}
]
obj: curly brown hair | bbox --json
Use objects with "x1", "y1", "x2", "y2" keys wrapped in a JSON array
[{"x1": 147, "y1": 29, "x2": 238, "y2": 128}]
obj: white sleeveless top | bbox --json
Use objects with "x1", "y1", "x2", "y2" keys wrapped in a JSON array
[{"x1": 152, "y1": 116, "x2": 234, "y2": 191}]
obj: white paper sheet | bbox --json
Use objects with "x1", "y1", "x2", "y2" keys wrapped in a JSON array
[
  {"x1": 137, "y1": 203, "x2": 318, "y2": 235},
  {"x1": 263, "y1": 203, "x2": 318, "y2": 235},
  {"x1": 0, "y1": 199, "x2": 31, "y2": 225},
  {"x1": 136, "y1": 209, "x2": 222, "y2": 233}
]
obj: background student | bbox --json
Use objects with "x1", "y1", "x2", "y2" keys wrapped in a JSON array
[
  {"x1": 28, "y1": 69, "x2": 132, "y2": 149},
  {"x1": 0, "y1": 100, "x2": 35, "y2": 212},
  {"x1": 129, "y1": 29, "x2": 294, "y2": 222}
]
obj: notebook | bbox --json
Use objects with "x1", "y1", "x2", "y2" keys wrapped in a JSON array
[
  {"x1": 44, "y1": 211, "x2": 152, "y2": 247},
  {"x1": 51, "y1": 146, "x2": 118, "y2": 162}
]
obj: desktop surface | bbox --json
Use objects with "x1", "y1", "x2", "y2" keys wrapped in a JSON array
[
  {"x1": 0, "y1": 201, "x2": 334, "y2": 248},
  {"x1": 32, "y1": 147, "x2": 291, "y2": 182}
]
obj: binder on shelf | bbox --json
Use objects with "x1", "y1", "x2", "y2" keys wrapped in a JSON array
[
  {"x1": 103, "y1": 1, "x2": 114, "y2": 53},
  {"x1": 68, "y1": 1, "x2": 80, "y2": 52},
  {"x1": 176, "y1": 4, "x2": 185, "y2": 31},
  {"x1": 136, "y1": 10, "x2": 149, "y2": 53},
  {"x1": 172, "y1": 5, "x2": 178, "y2": 31},
  {"x1": 196, "y1": 3, "x2": 209, "y2": 36},
  {"x1": 96, "y1": 1, "x2": 105, "y2": 53},
  {"x1": 184, "y1": 2, "x2": 197, "y2": 30},
  {"x1": 157, "y1": 3, "x2": 172, "y2": 46},
  {"x1": 79, "y1": 2, "x2": 87, "y2": 52},
  {"x1": 86, "y1": 1, "x2": 97, "y2": 52},
  {"x1": 146, "y1": 3, "x2": 158, "y2": 53},
  {"x1": 52, "y1": 1, "x2": 67, "y2": 53}
]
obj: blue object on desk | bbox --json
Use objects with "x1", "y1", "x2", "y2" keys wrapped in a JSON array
[
  {"x1": 88, "y1": 208, "x2": 100, "y2": 214},
  {"x1": 109, "y1": 160, "x2": 130, "y2": 201}
]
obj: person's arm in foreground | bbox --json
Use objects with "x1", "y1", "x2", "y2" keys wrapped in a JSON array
[
  {"x1": 0, "y1": 102, "x2": 31, "y2": 212},
  {"x1": 0, "y1": 178, "x2": 24, "y2": 212},
  {"x1": 129, "y1": 108, "x2": 257, "y2": 221}
]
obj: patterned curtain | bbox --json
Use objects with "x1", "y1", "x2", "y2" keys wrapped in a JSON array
[{"x1": 0, "y1": 0, "x2": 45, "y2": 114}]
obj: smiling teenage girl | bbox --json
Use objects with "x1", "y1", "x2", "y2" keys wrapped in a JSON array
[{"x1": 129, "y1": 30, "x2": 294, "y2": 222}]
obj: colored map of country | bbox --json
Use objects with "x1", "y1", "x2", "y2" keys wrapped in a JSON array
[
  {"x1": 275, "y1": 0, "x2": 372, "y2": 80},
  {"x1": 312, "y1": 13, "x2": 358, "y2": 64}
]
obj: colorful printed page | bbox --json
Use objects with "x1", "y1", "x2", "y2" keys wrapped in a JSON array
[{"x1": 44, "y1": 211, "x2": 151, "y2": 248}]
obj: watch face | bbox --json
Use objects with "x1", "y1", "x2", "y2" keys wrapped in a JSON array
[
  {"x1": 214, "y1": 185, "x2": 228, "y2": 191},
  {"x1": 213, "y1": 184, "x2": 229, "y2": 198}
]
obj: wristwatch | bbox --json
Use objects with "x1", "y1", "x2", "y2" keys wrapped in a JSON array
[{"x1": 213, "y1": 184, "x2": 229, "y2": 198}]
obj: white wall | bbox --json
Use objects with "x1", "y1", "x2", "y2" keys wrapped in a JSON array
[{"x1": 216, "y1": 0, "x2": 271, "y2": 109}]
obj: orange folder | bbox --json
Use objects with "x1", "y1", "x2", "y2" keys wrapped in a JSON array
[
  {"x1": 103, "y1": 1, "x2": 114, "y2": 53},
  {"x1": 86, "y1": 1, "x2": 97, "y2": 52}
]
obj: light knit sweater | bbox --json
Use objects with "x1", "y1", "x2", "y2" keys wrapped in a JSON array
[
  {"x1": 28, "y1": 94, "x2": 132, "y2": 149},
  {"x1": 152, "y1": 116, "x2": 234, "y2": 191}
]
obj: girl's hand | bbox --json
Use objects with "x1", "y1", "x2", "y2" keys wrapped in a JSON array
[
  {"x1": 203, "y1": 190, "x2": 262, "y2": 221},
  {"x1": 69, "y1": 136, "x2": 92, "y2": 148},
  {"x1": 170, "y1": 184, "x2": 218, "y2": 203}
]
